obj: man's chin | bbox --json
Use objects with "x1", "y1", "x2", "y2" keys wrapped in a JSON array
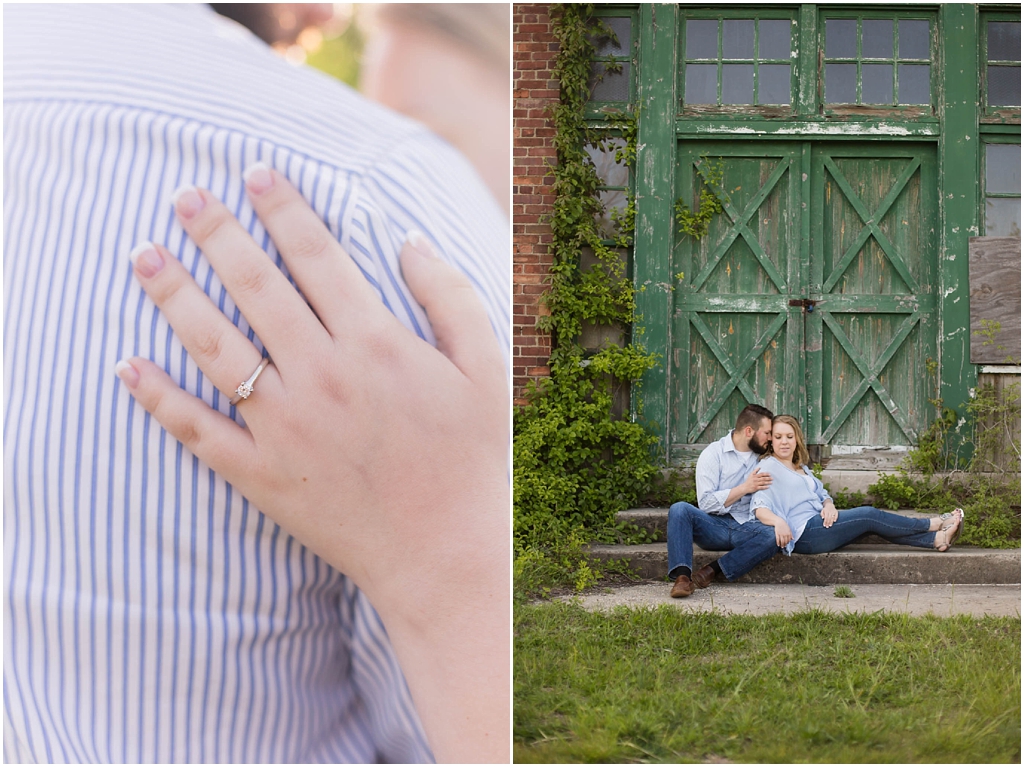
[{"x1": 750, "y1": 441, "x2": 769, "y2": 455}]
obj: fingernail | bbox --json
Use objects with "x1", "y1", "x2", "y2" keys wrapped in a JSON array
[
  {"x1": 171, "y1": 185, "x2": 205, "y2": 219},
  {"x1": 129, "y1": 241, "x2": 165, "y2": 278},
  {"x1": 114, "y1": 360, "x2": 140, "y2": 389},
  {"x1": 243, "y1": 162, "x2": 274, "y2": 195},
  {"x1": 406, "y1": 229, "x2": 437, "y2": 258}
]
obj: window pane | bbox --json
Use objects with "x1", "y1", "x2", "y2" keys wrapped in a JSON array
[
  {"x1": 898, "y1": 64, "x2": 930, "y2": 104},
  {"x1": 989, "y1": 65, "x2": 1022, "y2": 107},
  {"x1": 596, "y1": 190, "x2": 628, "y2": 239},
  {"x1": 685, "y1": 64, "x2": 718, "y2": 104},
  {"x1": 722, "y1": 20, "x2": 754, "y2": 60},
  {"x1": 862, "y1": 63, "x2": 894, "y2": 103},
  {"x1": 987, "y1": 145, "x2": 1022, "y2": 195},
  {"x1": 589, "y1": 62, "x2": 630, "y2": 101},
  {"x1": 758, "y1": 64, "x2": 791, "y2": 104},
  {"x1": 585, "y1": 138, "x2": 630, "y2": 188},
  {"x1": 590, "y1": 17, "x2": 631, "y2": 56},
  {"x1": 826, "y1": 63, "x2": 857, "y2": 103},
  {"x1": 722, "y1": 64, "x2": 754, "y2": 104},
  {"x1": 862, "y1": 19, "x2": 893, "y2": 59},
  {"x1": 826, "y1": 19, "x2": 856, "y2": 58},
  {"x1": 759, "y1": 20, "x2": 791, "y2": 59},
  {"x1": 687, "y1": 20, "x2": 718, "y2": 60},
  {"x1": 898, "y1": 20, "x2": 930, "y2": 59},
  {"x1": 986, "y1": 198, "x2": 1022, "y2": 238},
  {"x1": 988, "y1": 21, "x2": 1021, "y2": 62}
]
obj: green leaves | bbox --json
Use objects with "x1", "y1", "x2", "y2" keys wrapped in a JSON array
[{"x1": 514, "y1": 2, "x2": 658, "y2": 590}]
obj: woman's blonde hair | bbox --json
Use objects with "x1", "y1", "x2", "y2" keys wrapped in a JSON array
[{"x1": 767, "y1": 414, "x2": 811, "y2": 467}]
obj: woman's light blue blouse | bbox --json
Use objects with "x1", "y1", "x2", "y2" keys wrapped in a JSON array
[{"x1": 749, "y1": 457, "x2": 832, "y2": 555}]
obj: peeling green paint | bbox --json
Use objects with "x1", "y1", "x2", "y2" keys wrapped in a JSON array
[{"x1": 626, "y1": 3, "x2": 1016, "y2": 462}]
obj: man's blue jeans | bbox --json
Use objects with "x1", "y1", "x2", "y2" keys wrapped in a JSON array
[
  {"x1": 667, "y1": 502, "x2": 779, "y2": 581},
  {"x1": 793, "y1": 506, "x2": 935, "y2": 553}
]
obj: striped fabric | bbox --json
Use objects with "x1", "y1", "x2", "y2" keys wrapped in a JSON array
[{"x1": 4, "y1": 4, "x2": 509, "y2": 763}]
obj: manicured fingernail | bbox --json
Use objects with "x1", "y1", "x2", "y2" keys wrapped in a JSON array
[
  {"x1": 129, "y1": 241, "x2": 165, "y2": 278},
  {"x1": 171, "y1": 185, "x2": 205, "y2": 219},
  {"x1": 406, "y1": 229, "x2": 437, "y2": 258},
  {"x1": 114, "y1": 360, "x2": 140, "y2": 389},
  {"x1": 243, "y1": 162, "x2": 274, "y2": 195}
]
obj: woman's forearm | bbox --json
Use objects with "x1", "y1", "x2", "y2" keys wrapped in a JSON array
[{"x1": 376, "y1": 520, "x2": 509, "y2": 763}]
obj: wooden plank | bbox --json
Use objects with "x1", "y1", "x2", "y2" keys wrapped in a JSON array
[
  {"x1": 938, "y1": 3, "x2": 979, "y2": 454},
  {"x1": 968, "y1": 236, "x2": 1022, "y2": 364},
  {"x1": 633, "y1": 3, "x2": 679, "y2": 461},
  {"x1": 974, "y1": 372, "x2": 1022, "y2": 471}
]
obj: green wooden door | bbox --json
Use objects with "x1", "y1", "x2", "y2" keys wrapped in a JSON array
[
  {"x1": 670, "y1": 141, "x2": 804, "y2": 462},
  {"x1": 670, "y1": 140, "x2": 937, "y2": 459},
  {"x1": 807, "y1": 143, "x2": 938, "y2": 447}
]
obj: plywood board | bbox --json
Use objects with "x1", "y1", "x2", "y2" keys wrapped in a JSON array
[{"x1": 969, "y1": 236, "x2": 1021, "y2": 364}]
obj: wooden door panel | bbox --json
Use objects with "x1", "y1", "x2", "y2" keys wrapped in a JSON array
[
  {"x1": 671, "y1": 142, "x2": 802, "y2": 459},
  {"x1": 810, "y1": 144, "x2": 938, "y2": 447}
]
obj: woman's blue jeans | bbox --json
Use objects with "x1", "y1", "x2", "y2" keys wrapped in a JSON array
[
  {"x1": 793, "y1": 506, "x2": 935, "y2": 554},
  {"x1": 667, "y1": 502, "x2": 780, "y2": 581}
]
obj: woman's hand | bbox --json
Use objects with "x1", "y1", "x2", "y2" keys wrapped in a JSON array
[
  {"x1": 821, "y1": 500, "x2": 839, "y2": 528},
  {"x1": 116, "y1": 165, "x2": 509, "y2": 763},
  {"x1": 772, "y1": 519, "x2": 793, "y2": 548}
]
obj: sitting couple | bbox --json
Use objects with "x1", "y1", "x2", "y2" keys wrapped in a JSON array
[{"x1": 668, "y1": 404, "x2": 965, "y2": 598}]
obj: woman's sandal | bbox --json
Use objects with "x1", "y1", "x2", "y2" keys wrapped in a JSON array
[{"x1": 936, "y1": 507, "x2": 965, "y2": 552}]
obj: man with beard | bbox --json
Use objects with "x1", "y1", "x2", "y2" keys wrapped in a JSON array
[{"x1": 668, "y1": 404, "x2": 781, "y2": 597}]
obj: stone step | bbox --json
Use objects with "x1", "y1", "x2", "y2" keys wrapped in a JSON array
[
  {"x1": 619, "y1": 507, "x2": 938, "y2": 546},
  {"x1": 587, "y1": 543, "x2": 1021, "y2": 585}
]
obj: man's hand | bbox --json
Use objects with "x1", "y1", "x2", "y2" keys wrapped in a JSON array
[{"x1": 742, "y1": 467, "x2": 773, "y2": 495}]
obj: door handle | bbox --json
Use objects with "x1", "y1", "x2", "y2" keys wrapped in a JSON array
[{"x1": 789, "y1": 299, "x2": 817, "y2": 312}]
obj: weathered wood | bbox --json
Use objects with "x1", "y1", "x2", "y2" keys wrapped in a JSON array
[
  {"x1": 634, "y1": 3, "x2": 679, "y2": 461},
  {"x1": 968, "y1": 236, "x2": 1021, "y2": 364},
  {"x1": 938, "y1": 3, "x2": 980, "y2": 455},
  {"x1": 974, "y1": 372, "x2": 1022, "y2": 471}
]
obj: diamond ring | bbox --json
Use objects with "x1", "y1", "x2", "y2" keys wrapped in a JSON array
[{"x1": 229, "y1": 356, "x2": 273, "y2": 405}]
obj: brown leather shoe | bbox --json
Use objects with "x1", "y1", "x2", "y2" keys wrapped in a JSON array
[
  {"x1": 692, "y1": 564, "x2": 716, "y2": 589},
  {"x1": 670, "y1": 574, "x2": 694, "y2": 598}
]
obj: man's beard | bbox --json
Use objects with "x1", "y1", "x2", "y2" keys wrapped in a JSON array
[{"x1": 749, "y1": 435, "x2": 770, "y2": 455}]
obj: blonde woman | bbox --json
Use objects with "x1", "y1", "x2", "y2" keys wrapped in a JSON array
[{"x1": 751, "y1": 416, "x2": 964, "y2": 555}]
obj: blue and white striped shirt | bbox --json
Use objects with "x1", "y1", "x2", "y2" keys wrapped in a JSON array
[
  {"x1": 4, "y1": 4, "x2": 509, "y2": 763},
  {"x1": 695, "y1": 431, "x2": 760, "y2": 523}
]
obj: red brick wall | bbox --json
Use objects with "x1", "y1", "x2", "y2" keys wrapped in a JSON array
[{"x1": 513, "y1": 4, "x2": 558, "y2": 405}]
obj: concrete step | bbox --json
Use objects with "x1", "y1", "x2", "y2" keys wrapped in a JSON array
[
  {"x1": 587, "y1": 543, "x2": 1021, "y2": 585},
  {"x1": 619, "y1": 507, "x2": 938, "y2": 546}
]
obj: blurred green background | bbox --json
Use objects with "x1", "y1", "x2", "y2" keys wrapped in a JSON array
[{"x1": 304, "y1": 7, "x2": 364, "y2": 88}]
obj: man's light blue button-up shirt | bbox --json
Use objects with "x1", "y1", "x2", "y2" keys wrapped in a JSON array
[{"x1": 695, "y1": 430, "x2": 761, "y2": 523}]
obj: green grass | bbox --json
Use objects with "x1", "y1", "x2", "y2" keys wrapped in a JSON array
[{"x1": 515, "y1": 602, "x2": 1021, "y2": 763}]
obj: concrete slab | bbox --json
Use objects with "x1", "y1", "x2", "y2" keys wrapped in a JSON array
[
  {"x1": 565, "y1": 582, "x2": 1022, "y2": 617},
  {"x1": 588, "y1": 543, "x2": 1022, "y2": 584}
]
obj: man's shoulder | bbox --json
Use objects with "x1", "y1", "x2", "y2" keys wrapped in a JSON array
[
  {"x1": 696, "y1": 438, "x2": 723, "y2": 465},
  {"x1": 3, "y1": 4, "x2": 424, "y2": 175}
]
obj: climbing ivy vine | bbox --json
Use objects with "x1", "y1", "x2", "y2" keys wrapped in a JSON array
[
  {"x1": 513, "y1": 3, "x2": 658, "y2": 579},
  {"x1": 674, "y1": 157, "x2": 727, "y2": 240}
]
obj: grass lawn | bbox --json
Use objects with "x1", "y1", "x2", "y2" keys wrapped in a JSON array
[{"x1": 515, "y1": 601, "x2": 1021, "y2": 763}]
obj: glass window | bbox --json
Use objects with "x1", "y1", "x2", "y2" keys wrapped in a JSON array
[
  {"x1": 590, "y1": 16, "x2": 631, "y2": 57},
  {"x1": 822, "y1": 15, "x2": 932, "y2": 107},
  {"x1": 586, "y1": 138, "x2": 631, "y2": 240},
  {"x1": 985, "y1": 20, "x2": 1021, "y2": 109},
  {"x1": 588, "y1": 15, "x2": 633, "y2": 104},
  {"x1": 984, "y1": 144, "x2": 1021, "y2": 238},
  {"x1": 682, "y1": 16, "x2": 793, "y2": 107}
]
